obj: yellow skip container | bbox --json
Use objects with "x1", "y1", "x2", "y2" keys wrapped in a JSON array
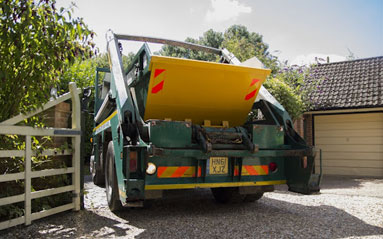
[{"x1": 144, "y1": 56, "x2": 271, "y2": 127}]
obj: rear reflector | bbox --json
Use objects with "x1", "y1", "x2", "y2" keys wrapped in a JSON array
[
  {"x1": 129, "y1": 151, "x2": 137, "y2": 172},
  {"x1": 269, "y1": 162, "x2": 278, "y2": 172},
  {"x1": 302, "y1": 156, "x2": 308, "y2": 168}
]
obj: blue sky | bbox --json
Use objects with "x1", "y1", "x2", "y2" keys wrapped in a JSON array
[{"x1": 57, "y1": 0, "x2": 383, "y2": 65}]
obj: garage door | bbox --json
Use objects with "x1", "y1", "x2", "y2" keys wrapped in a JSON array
[{"x1": 314, "y1": 112, "x2": 383, "y2": 177}]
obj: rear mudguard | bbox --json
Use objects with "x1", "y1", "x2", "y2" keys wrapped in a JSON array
[{"x1": 285, "y1": 148, "x2": 321, "y2": 194}]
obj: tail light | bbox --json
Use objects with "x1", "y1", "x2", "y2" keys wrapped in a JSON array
[
  {"x1": 302, "y1": 156, "x2": 308, "y2": 169},
  {"x1": 129, "y1": 151, "x2": 137, "y2": 172},
  {"x1": 269, "y1": 162, "x2": 278, "y2": 172}
]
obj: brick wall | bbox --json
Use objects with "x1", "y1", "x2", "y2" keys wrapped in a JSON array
[
  {"x1": 293, "y1": 115, "x2": 314, "y2": 146},
  {"x1": 42, "y1": 102, "x2": 71, "y2": 147},
  {"x1": 293, "y1": 117, "x2": 304, "y2": 138},
  {"x1": 303, "y1": 114, "x2": 313, "y2": 146}
]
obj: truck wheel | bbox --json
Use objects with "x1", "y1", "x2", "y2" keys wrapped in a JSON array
[
  {"x1": 211, "y1": 187, "x2": 245, "y2": 203},
  {"x1": 243, "y1": 192, "x2": 264, "y2": 202},
  {"x1": 105, "y1": 141, "x2": 123, "y2": 212},
  {"x1": 90, "y1": 154, "x2": 105, "y2": 186}
]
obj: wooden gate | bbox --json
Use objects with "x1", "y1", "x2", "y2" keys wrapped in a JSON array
[{"x1": 0, "y1": 83, "x2": 81, "y2": 230}]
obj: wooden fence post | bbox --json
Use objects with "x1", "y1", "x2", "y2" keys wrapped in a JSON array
[
  {"x1": 69, "y1": 83, "x2": 81, "y2": 211},
  {"x1": 25, "y1": 135, "x2": 32, "y2": 225}
]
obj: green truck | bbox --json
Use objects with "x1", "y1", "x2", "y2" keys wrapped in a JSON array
[{"x1": 90, "y1": 30, "x2": 321, "y2": 211}]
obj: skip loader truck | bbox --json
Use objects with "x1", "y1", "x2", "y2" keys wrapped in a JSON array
[{"x1": 90, "y1": 30, "x2": 322, "y2": 211}]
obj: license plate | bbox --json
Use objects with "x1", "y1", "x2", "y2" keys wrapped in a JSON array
[{"x1": 209, "y1": 157, "x2": 228, "y2": 175}]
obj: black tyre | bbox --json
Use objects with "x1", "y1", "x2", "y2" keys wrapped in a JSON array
[
  {"x1": 90, "y1": 154, "x2": 105, "y2": 186},
  {"x1": 211, "y1": 187, "x2": 245, "y2": 203},
  {"x1": 243, "y1": 192, "x2": 264, "y2": 202},
  {"x1": 105, "y1": 141, "x2": 123, "y2": 212}
]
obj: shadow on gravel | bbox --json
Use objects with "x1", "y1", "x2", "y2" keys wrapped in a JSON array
[
  {"x1": 1, "y1": 189, "x2": 382, "y2": 238},
  {"x1": 319, "y1": 175, "x2": 383, "y2": 190},
  {"x1": 110, "y1": 190, "x2": 383, "y2": 239},
  {"x1": 274, "y1": 175, "x2": 383, "y2": 194},
  {"x1": 1, "y1": 176, "x2": 382, "y2": 238},
  {"x1": 0, "y1": 209, "x2": 139, "y2": 239}
]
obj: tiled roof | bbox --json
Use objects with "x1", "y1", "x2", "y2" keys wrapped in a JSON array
[{"x1": 308, "y1": 56, "x2": 383, "y2": 111}]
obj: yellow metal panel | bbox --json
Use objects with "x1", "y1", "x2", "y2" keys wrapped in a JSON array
[{"x1": 145, "y1": 56, "x2": 271, "y2": 127}]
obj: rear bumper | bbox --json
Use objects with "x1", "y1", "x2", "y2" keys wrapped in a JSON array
[
  {"x1": 145, "y1": 180, "x2": 287, "y2": 190},
  {"x1": 123, "y1": 146, "x2": 319, "y2": 202},
  {"x1": 143, "y1": 147, "x2": 314, "y2": 191},
  {"x1": 144, "y1": 147, "x2": 317, "y2": 194}
]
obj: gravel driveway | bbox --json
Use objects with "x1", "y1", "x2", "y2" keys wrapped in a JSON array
[{"x1": 1, "y1": 175, "x2": 382, "y2": 239}]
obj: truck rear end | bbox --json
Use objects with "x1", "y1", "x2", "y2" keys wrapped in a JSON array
[{"x1": 90, "y1": 31, "x2": 321, "y2": 211}]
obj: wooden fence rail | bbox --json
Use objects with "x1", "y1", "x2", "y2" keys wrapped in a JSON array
[{"x1": 0, "y1": 82, "x2": 81, "y2": 230}]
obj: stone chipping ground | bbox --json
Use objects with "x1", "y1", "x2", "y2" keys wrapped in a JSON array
[{"x1": 1, "y1": 175, "x2": 382, "y2": 239}]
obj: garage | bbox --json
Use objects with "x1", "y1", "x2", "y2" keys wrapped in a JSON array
[
  {"x1": 314, "y1": 112, "x2": 383, "y2": 177},
  {"x1": 304, "y1": 56, "x2": 383, "y2": 177}
]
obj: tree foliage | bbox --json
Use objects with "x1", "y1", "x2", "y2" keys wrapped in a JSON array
[
  {"x1": 158, "y1": 25, "x2": 278, "y2": 72},
  {"x1": 0, "y1": 0, "x2": 96, "y2": 221},
  {"x1": 158, "y1": 25, "x2": 321, "y2": 119},
  {"x1": 264, "y1": 64, "x2": 319, "y2": 120},
  {"x1": 158, "y1": 29, "x2": 223, "y2": 62},
  {"x1": 58, "y1": 52, "x2": 135, "y2": 93},
  {"x1": 263, "y1": 78, "x2": 303, "y2": 120},
  {"x1": 0, "y1": 0, "x2": 95, "y2": 122},
  {"x1": 57, "y1": 53, "x2": 135, "y2": 157}
]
